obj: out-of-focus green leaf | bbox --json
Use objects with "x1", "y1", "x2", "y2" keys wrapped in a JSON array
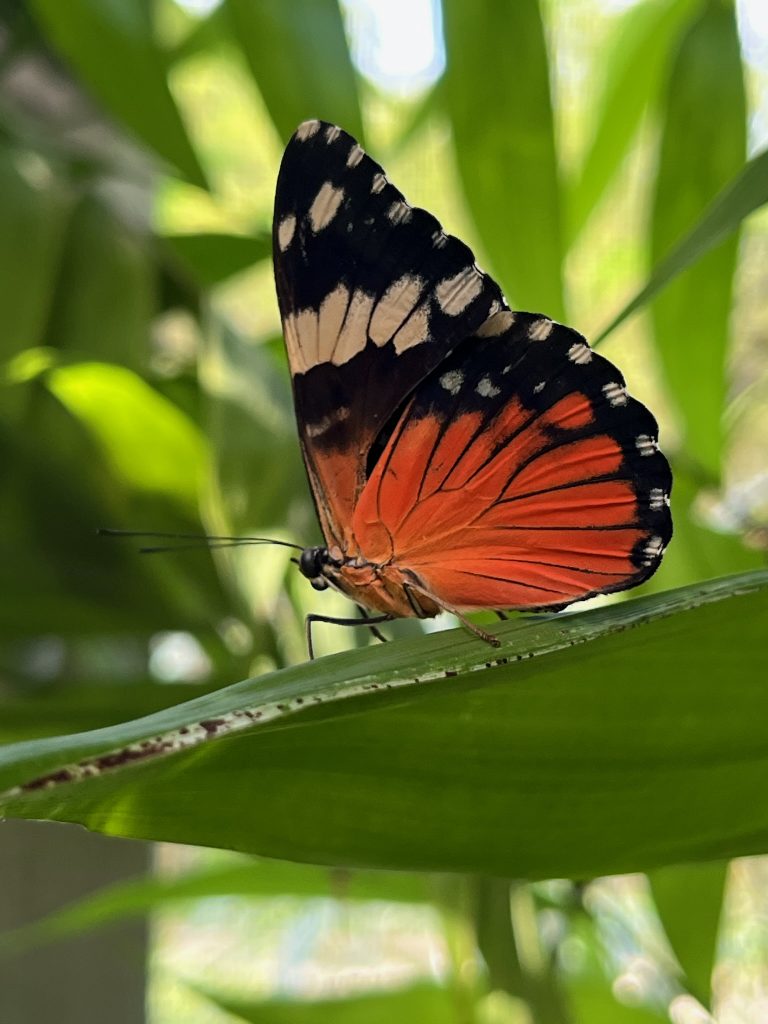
[
  {"x1": 48, "y1": 195, "x2": 155, "y2": 368},
  {"x1": 649, "y1": 1, "x2": 745, "y2": 478},
  {"x1": 29, "y1": 0, "x2": 206, "y2": 186},
  {"x1": 0, "y1": 857, "x2": 434, "y2": 953},
  {"x1": 595, "y1": 145, "x2": 768, "y2": 344},
  {"x1": 0, "y1": 147, "x2": 71, "y2": 360},
  {"x1": 567, "y1": 0, "x2": 697, "y2": 245},
  {"x1": 204, "y1": 324, "x2": 307, "y2": 534},
  {"x1": 46, "y1": 361, "x2": 206, "y2": 514},
  {"x1": 1, "y1": 572, "x2": 768, "y2": 879},
  {"x1": 442, "y1": 0, "x2": 564, "y2": 318},
  {"x1": 165, "y1": 232, "x2": 271, "y2": 288},
  {"x1": 225, "y1": 0, "x2": 364, "y2": 145},
  {"x1": 649, "y1": 861, "x2": 727, "y2": 1008},
  {"x1": 196, "y1": 983, "x2": 457, "y2": 1024}
]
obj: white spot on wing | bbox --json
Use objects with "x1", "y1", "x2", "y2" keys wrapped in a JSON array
[
  {"x1": 636, "y1": 434, "x2": 658, "y2": 456},
  {"x1": 603, "y1": 382, "x2": 628, "y2": 407},
  {"x1": 346, "y1": 143, "x2": 364, "y2": 168},
  {"x1": 387, "y1": 200, "x2": 412, "y2": 225},
  {"x1": 371, "y1": 172, "x2": 387, "y2": 194},
  {"x1": 369, "y1": 275, "x2": 424, "y2": 346},
  {"x1": 277, "y1": 214, "x2": 296, "y2": 252},
  {"x1": 309, "y1": 181, "x2": 345, "y2": 232},
  {"x1": 567, "y1": 342, "x2": 592, "y2": 364},
  {"x1": 649, "y1": 488, "x2": 669, "y2": 510},
  {"x1": 318, "y1": 283, "x2": 350, "y2": 364},
  {"x1": 435, "y1": 266, "x2": 484, "y2": 316},
  {"x1": 324, "y1": 124, "x2": 341, "y2": 143},
  {"x1": 642, "y1": 535, "x2": 664, "y2": 565},
  {"x1": 432, "y1": 230, "x2": 448, "y2": 249},
  {"x1": 284, "y1": 308, "x2": 319, "y2": 374},
  {"x1": 528, "y1": 318, "x2": 553, "y2": 341},
  {"x1": 440, "y1": 370, "x2": 464, "y2": 395},
  {"x1": 476, "y1": 376, "x2": 501, "y2": 398},
  {"x1": 533, "y1": 380, "x2": 546, "y2": 394},
  {"x1": 331, "y1": 288, "x2": 375, "y2": 366},
  {"x1": 296, "y1": 119, "x2": 320, "y2": 141},
  {"x1": 305, "y1": 406, "x2": 350, "y2": 438},
  {"x1": 475, "y1": 310, "x2": 516, "y2": 338},
  {"x1": 393, "y1": 303, "x2": 430, "y2": 353}
]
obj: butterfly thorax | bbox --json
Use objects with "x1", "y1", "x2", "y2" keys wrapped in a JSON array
[{"x1": 298, "y1": 545, "x2": 440, "y2": 619}]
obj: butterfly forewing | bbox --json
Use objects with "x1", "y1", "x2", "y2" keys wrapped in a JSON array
[
  {"x1": 351, "y1": 311, "x2": 672, "y2": 609},
  {"x1": 273, "y1": 119, "x2": 504, "y2": 547}
]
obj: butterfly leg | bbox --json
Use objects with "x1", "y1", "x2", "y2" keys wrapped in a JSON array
[
  {"x1": 495, "y1": 611, "x2": 509, "y2": 621},
  {"x1": 357, "y1": 604, "x2": 389, "y2": 644},
  {"x1": 305, "y1": 612, "x2": 394, "y2": 660}
]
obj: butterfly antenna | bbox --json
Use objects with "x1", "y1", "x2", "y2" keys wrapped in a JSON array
[{"x1": 97, "y1": 528, "x2": 304, "y2": 553}]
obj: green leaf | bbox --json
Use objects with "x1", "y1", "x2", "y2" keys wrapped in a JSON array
[
  {"x1": 595, "y1": 145, "x2": 768, "y2": 344},
  {"x1": 225, "y1": 0, "x2": 364, "y2": 146},
  {"x1": 196, "y1": 983, "x2": 457, "y2": 1024},
  {"x1": 649, "y1": 861, "x2": 727, "y2": 1008},
  {"x1": 566, "y1": 0, "x2": 697, "y2": 245},
  {"x1": 165, "y1": 232, "x2": 271, "y2": 288},
  {"x1": 442, "y1": 0, "x2": 564, "y2": 318},
  {"x1": 649, "y1": 0, "x2": 746, "y2": 478},
  {"x1": 0, "y1": 147, "x2": 72, "y2": 360},
  {"x1": 48, "y1": 195, "x2": 156, "y2": 368},
  {"x1": 1, "y1": 572, "x2": 767, "y2": 879},
  {"x1": 29, "y1": 0, "x2": 206, "y2": 186},
  {"x1": 0, "y1": 857, "x2": 433, "y2": 954},
  {"x1": 45, "y1": 361, "x2": 206, "y2": 514}
]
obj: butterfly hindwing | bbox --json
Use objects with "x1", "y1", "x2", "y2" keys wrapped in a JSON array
[
  {"x1": 273, "y1": 119, "x2": 504, "y2": 547},
  {"x1": 351, "y1": 311, "x2": 672, "y2": 610}
]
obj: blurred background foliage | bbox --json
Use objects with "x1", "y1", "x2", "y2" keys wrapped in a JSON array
[{"x1": 0, "y1": 0, "x2": 767, "y2": 1021}]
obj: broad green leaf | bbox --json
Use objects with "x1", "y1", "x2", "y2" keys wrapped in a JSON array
[
  {"x1": 595, "y1": 145, "x2": 768, "y2": 344},
  {"x1": 48, "y1": 195, "x2": 156, "y2": 368},
  {"x1": 29, "y1": 0, "x2": 206, "y2": 186},
  {"x1": 165, "y1": 232, "x2": 271, "y2": 287},
  {"x1": 0, "y1": 858, "x2": 434, "y2": 953},
  {"x1": 46, "y1": 361, "x2": 206, "y2": 514},
  {"x1": 442, "y1": 0, "x2": 564, "y2": 318},
  {"x1": 649, "y1": 0, "x2": 745, "y2": 478},
  {"x1": 649, "y1": 861, "x2": 727, "y2": 1008},
  {"x1": 1, "y1": 572, "x2": 767, "y2": 879},
  {"x1": 225, "y1": 0, "x2": 364, "y2": 145},
  {"x1": 0, "y1": 147, "x2": 71, "y2": 360},
  {"x1": 195, "y1": 983, "x2": 457, "y2": 1024},
  {"x1": 567, "y1": 0, "x2": 697, "y2": 245}
]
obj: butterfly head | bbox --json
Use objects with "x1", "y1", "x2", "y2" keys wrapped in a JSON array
[{"x1": 299, "y1": 546, "x2": 333, "y2": 591}]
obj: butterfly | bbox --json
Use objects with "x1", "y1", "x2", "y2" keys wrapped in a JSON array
[{"x1": 273, "y1": 119, "x2": 672, "y2": 655}]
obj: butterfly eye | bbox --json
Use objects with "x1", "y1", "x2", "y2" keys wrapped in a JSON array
[{"x1": 299, "y1": 546, "x2": 327, "y2": 581}]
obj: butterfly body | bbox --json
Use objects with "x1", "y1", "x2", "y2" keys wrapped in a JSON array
[{"x1": 275, "y1": 120, "x2": 672, "y2": 646}]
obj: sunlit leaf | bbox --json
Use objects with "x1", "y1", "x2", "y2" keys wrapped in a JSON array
[
  {"x1": 595, "y1": 146, "x2": 768, "y2": 343},
  {"x1": 566, "y1": 0, "x2": 697, "y2": 245},
  {"x1": 46, "y1": 361, "x2": 206, "y2": 513},
  {"x1": 649, "y1": 1, "x2": 745, "y2": 478},
  {"x1": 442, "y1": 0, "x2": 564, "y2": 318},
  {"x1": 1, "y1": 572, "x2": 767, "y2": 879},
  {"x1": 29, "y1": 0, "x2": 206, "y2": 186},
  {"x1": 165, "y1": 232, "x2": 271, "y2": 287},
  {"x1": 0, "y1": 857, "x2": 434, "y2": 953},
  {"x1": 225, "y1": 0, "x2": 364, "y2": 145}
]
